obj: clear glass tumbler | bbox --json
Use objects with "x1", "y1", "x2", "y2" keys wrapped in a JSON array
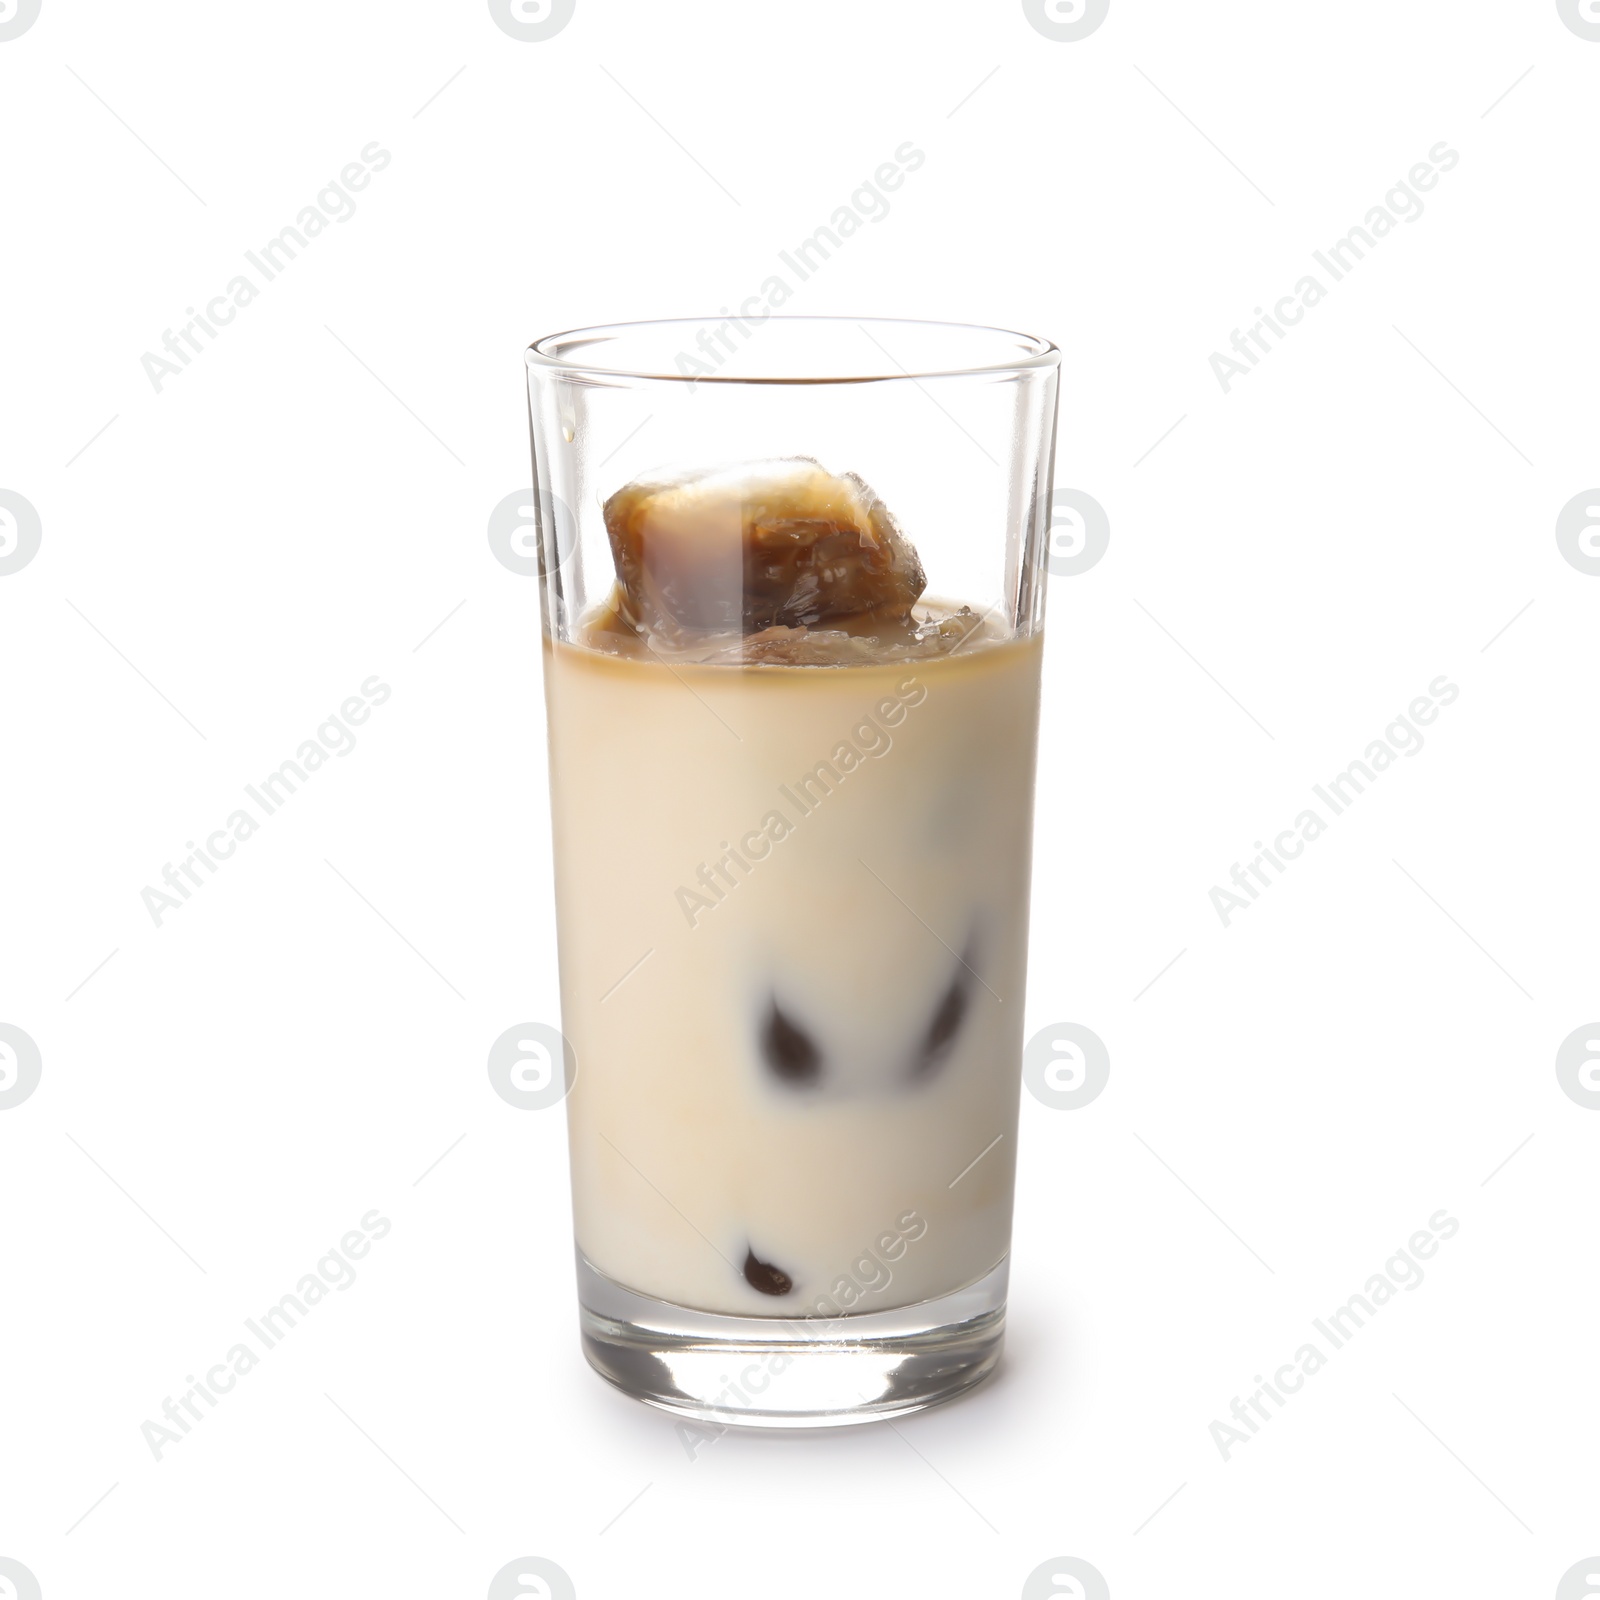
[{"x1": 525, "y1": 317, "x2": 1059, "y2": 1425}]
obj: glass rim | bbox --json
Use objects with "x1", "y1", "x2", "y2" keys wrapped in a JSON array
[{"x1": 526, "y1": 315, "x2": 1060, "y2": 386}]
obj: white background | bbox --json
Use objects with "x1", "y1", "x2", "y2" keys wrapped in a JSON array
[{"x1": 2, "y1": 1, "x2": 1597, "y2": 1596}]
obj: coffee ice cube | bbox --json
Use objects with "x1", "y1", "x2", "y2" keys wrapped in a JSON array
[{"x1": 602, "y1": 458, "x2": 926, "y2": 638}]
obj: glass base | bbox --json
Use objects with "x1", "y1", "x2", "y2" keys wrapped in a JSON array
[{"x1": 576, "y1": 1253, "x2": 1007, "y2": 1428}]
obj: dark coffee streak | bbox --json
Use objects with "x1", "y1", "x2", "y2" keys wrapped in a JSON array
[
  {"x1": 913, "y1": 967, "x2": 970, "y2": 1078},
  {"x1": 761, "y1": 998, "x2": 822, "y2": 1085},
  {"x1": 743, "y1": 1246, "x2": 794, "y2": 1296}
]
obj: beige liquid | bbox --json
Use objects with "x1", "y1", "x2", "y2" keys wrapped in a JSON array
[{"x1": 545, "y1": 626, "x2": 1043, "y2": 1317}]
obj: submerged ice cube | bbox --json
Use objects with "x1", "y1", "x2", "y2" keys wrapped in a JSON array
[{"x1": 602, "y1": 458, "x2": 926, "y2": 639}]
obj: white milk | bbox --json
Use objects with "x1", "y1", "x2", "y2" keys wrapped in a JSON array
[{"x1": 545, "y1": 626, "x2": 1043, "y2": 1317}]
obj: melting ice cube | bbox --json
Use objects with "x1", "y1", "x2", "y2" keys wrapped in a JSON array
[{"x1": 602, "y1": 457, "x2": 926, "y2": 639}]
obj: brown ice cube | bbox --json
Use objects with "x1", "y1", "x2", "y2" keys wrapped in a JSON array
[{"x1": 601, "y1": 458, "x2": 926, "y2": 638}]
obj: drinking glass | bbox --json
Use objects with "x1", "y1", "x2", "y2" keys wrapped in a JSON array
[{"x1": 525, "y1": 316, "x2": 1059, "y2": 1425}]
